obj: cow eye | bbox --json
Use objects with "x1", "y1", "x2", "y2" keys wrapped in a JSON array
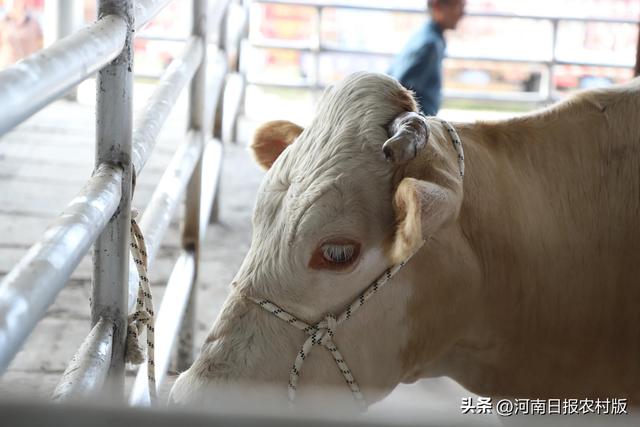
[
  {"x1": 309, "y1": 239, "x2": 361, "y2": 271},
  {"x1": 321, "y1": 243, "x2": 355, "y2": 264}
]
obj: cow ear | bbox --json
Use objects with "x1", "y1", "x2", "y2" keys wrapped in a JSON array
[
  {"x1": 251, "y1": 120, "x2": 304, "y2": 170},
  {"x1": 388, "y1": 177, "x2": 458, "y2": 263}
]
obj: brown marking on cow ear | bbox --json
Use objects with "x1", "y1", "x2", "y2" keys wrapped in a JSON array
[
  {"x1": 388, "y1": 178, "x2": 425, "y2": 264},
  {"x1": 387, "y1": 177, "x2": 457, "y2": 264},
  {"x1": 251, "y1": 120, "x2": 304, "y2": 170},
  {"x1": 395, "y1": 85, "x2": 419, "y2": 114}
]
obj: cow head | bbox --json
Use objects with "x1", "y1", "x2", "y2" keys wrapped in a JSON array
[{"x1": 170, "y1": 72, "x2": 470, "y2": 410}]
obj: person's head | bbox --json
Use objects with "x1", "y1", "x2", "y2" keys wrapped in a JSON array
[{"x1": 428, "y1": 0, "x2": 466, "y2": 30}]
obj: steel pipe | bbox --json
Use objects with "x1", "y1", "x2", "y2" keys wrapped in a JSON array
[
  {"x1": 136, "y1": 34, "x2": 187, "y2": 42},
  {"x1": 139, "y1": 131, "x2": 203, "y2": 270},
  {"x1": 248, "y1": 41, "x2": 635, "y2": 69},
  {"x1": 0, "y1": 15, "x2": 127, "y2": 138},
  {"x1": 221, "y1": 72, "x2": 246, "y2": 143},
  {"x1": 0, "y1": 0, "x2": 182, "y2": 137},
  {"x1": 52, "y1": 317, "x2": 114, "y2": 402},
  {"x1": 131, "y1": 36, "x2": 204, "y2": 175},
  {"x1": 636, "y1": 22, "x2": 640, "y2": 77},
  {"x1": 223, "y1": 0, "x2": 249, "y2": 71},
  {"x1": 0, "y1": 163, "x2": 122, "y2": 374},
  {"x1": 126, "y1": 131, "x2": 204, "y2": 313},
  {"x1": 253, "y1": 0, "x2": 640, "y2": 23},
  {"x1": 209, "y1": 50, "x2": 229, "y2": 141},
  {"x1": 129, "y1": 251, "x2": 196, "y2": 405},
  {"x1": 91, "y1": 0, "x2": 134, "y2": 397},
  {"x1": 211, "y1": 0, "x2": 233, "y2": 49},
  {"x1": 134, "y1": 0, "x2": 175, "y2": 31},
  {"x1": 176, "y1": 0, "x2": 210, "y2": 374},
  {"x1": 247, "y1": 81, "x2": 550, "y2": 104},
  {"x1": 201, "y1": 139, "x2": 223, "y2": 230}
]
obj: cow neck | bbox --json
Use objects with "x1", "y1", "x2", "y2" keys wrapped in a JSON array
[{"x1": 247, "y1": 118, "x2": 464, "y2": 409}]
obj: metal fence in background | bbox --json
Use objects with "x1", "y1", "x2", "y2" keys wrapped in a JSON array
[
  {"x1": 635, "y1": 26, "x2": 640, "y2": 75},
  {"x1": 247, "y1": 0, "x2": 639, "y2": 105},
  {"x1": 0, "y1": 0, "x2": 248, "y2": 405}
]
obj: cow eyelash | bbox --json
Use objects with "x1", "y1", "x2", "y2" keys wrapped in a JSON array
[
  {"x1": 321, "y1": 244, "x2": 356, "y2": 264},
  {"x1": 309, "y1": 239, "x2": 361, "y2": 270}
]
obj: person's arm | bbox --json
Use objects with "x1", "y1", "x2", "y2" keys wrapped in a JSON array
[{"x1": 395, "y1": 42, "x2": 441, "y2": 116}]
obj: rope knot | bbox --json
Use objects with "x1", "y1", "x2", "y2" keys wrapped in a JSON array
[{"x1": 310, "y1": 313, "x2": 337, "y2": 346}]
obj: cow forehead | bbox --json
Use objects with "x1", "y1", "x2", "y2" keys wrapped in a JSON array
[
  {"x1": 251, "y1": 71, "x2": 414, "y2": 245},
  {"x1": 255, "y1": 172, "x2": 356, "y2": 231},
  {"x1": 253, "y1": 164, "x2": 393, "y2": 249}
]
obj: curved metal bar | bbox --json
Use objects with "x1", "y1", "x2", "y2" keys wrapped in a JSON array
[
  {"x1": 0, "y1": 163, "x2": 122, "y2": 374},
  {"x1": 131, "y1": 36, "x2": 204, "y2": 175},
  {"x1": 0, "y1": 15, "x2": 127, "y2": 137},
  {"x1": 127, "y1": 131, "x2": 203, "y2": 313},
  {"x1": 134, "y1": 0, "x2": 176, "y2": 31},
  {"x1": 129, "y1": 251, "x2": 196, "y2": 405},
  {"x1": 51, "y1": 317, "x2": 114, "y2": 403}
]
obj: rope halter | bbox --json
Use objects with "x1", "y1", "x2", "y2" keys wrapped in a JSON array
[
  {"x1": 248, "y1": 258, "x2": 413, "y2": 409},
  {"x1": 248, "y1": 118, "x2": 464, "y2": 409}
]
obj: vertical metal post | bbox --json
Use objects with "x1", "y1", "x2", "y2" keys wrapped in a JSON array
[
  {"x1": 208, "y1": 0, "x2": 228, "y2": 222},
  {"x1": 92, "y1": 0, "x2": 134, "y2": 399},
  {"x1": 176, "y1": 0, "x2": 209, "y2": 371},
  {"x1": 546, "y1": 18, "x2": 559, "y2": 103},
  {"x1": 44, "y1": 0, "x2": 82, "y2": 47},
  {"x1": 44, "y1": 0, "x2": 83, "y2": 100},
  {"x1": 635, "y1": 20, "x2": 640, "y2": 77},
  {"x1": 211, "y1": 3, "x2": 227, "y2": 144},
  {"x1": 312, "y1": 5, "x2": 322, "y2": 103},
  {"x1": 227, "y1": 0, "x2": 249, "y2": 146}
]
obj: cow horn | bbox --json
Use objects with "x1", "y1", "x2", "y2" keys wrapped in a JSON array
[{"x1": 382, "y1": 112, "x2": 430, "y2": 163}]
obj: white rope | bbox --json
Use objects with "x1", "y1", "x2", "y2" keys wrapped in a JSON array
[
  {"x1": 249, "y1": 119, "x2": 464, "y2": 408},
  {"x1": 438, "y1": 118, "x2": 465, "y2": 179},
  {"x1": 125, "y1": 209, "x2": 157, "y2": 403}
]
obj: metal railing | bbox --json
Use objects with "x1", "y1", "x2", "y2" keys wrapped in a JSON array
[
  {"x1": 0, "y1": 0, "x2": 248, "y2": 404},
  {"x1": 248, "y1": 0, "x2": 639, "y2": 104}
]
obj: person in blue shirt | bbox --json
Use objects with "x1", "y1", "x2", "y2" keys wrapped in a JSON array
[{"x1": 388, "y1": 0, "x2": 466, "y2": 116}]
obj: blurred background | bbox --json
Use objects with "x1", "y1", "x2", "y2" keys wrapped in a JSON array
[
  {"x1": 1, "y1": 0, "x2": 638, "y2": 133},
  {"x1": 243, "y1": 0, "x2": 639, "y2": 124},
  {"x1": 0, "y1": 2, "x2": 639, "y2": 421}
]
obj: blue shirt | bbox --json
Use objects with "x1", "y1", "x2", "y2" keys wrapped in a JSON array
[{"x1": 388, "y1": 20, "x2": 445, "y2": 116}]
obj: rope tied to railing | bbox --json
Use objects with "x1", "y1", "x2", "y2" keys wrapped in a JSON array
[{"x1": 125, "y1": 208, "x2": 157, "y2": 403}]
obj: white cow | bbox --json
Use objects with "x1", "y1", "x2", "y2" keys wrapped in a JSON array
[{"x1": 171, "y1": 72, "x2": 640, "y2": 409}]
